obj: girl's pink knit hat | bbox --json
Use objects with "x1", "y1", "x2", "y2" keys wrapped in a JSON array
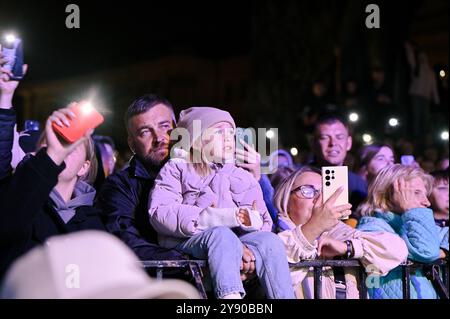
[{"x1": 175, "y1": 107, "x2": 236, "y2": 147}]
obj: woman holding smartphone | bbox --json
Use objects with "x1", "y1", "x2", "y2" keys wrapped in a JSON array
[
  {"x1": 0, "y1": 83, "x2": 105, "y2": 280},
  {"x1": 274, "y1": 166, "x2": 408, "y2": 299}
]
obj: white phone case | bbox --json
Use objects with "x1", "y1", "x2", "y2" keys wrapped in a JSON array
[{"x1": 322, "y1": 166, "x2": 349, "y2": 220}]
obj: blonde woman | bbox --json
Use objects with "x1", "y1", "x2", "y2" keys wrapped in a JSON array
[
  {"x1": 0, "y1": 103, "x2": 104, "y2": 279},
  {"x1": 356, "y1": 164, "x2": 449, "y2": 299},
  {"x1": 274, "y1": 166, "x2": 408, "y2": 299}
]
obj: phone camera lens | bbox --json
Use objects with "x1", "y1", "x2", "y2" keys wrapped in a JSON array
[
  {"x1": 325, "y1": 182, "x2": 331, "y2": 187},
  {"x1": 325, "y1": 170, "x2": 330, "y2": 174},
  {"x1": 325, "y1": 176, "x2": 330, "y2": 180},
  {"x1": 332, "y1": 170, "x2": 335, "y2": 174},
  {"x1": 332, "y1": 176, "x2": 335, "y2": 179}
]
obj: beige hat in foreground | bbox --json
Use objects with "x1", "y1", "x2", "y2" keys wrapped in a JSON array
[{"x1": 0, "y1": 230, "x2": 200, "y2": 299}]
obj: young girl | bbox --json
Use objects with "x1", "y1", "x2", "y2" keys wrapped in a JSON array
[
  {"x1": 357, "y1": 165, "x2": 448, "y2": 298},
  {"x1": 148, "y1": 107, "x2": 295, "y2": 299}
]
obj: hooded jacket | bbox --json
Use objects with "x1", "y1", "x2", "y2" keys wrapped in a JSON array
[
  {"x1": 50, "y1": 181, "x2": 97, "y2": 224},
  {"x1": 148, "y1": 158, "x2": 272, "y2": 249},
  {"x1": 95, "y1": 155, "x2": 187, "y2": 261},
  {"x1": 0, "y1": 147, "x2": 105, "y2": 280}
]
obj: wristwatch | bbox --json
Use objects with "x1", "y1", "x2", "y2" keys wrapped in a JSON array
[{"x1": 344, "y1": 240, "x2": 355, "y2": 259}]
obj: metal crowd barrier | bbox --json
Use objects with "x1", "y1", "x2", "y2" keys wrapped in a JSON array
[
  {"x1": 289, "y1": 258, "x2": 449, "y2": 299},
  {"x1": 288, "y1": 259, "x2": 367, "y2": 299},
  {"x1": 400, "y1": 259, "x2": 449, "y2": 299},
  {"x1": 140, "y1": 258, "x2": 449, "y2": 299},
  {"x1": 141, "y1": 260, "x2": 208, "y2": 299}
]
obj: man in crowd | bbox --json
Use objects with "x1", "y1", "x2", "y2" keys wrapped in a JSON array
[
  {"x1": 95, "y1": 95, "x2": 257, "y2": 280},
  {"x1": 95, "y1": 95, "x2": 186, "y2": 260},
  {"x1": 310, "y1": 113, "x2": 368, "y2": 218}
]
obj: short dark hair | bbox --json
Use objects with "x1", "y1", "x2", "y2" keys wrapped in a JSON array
[
  {"x1": 430, "y1": 169, "x2": 449, "y2": 185},
  {"x1": 124, "y1": 94, "x2": 175, "y2": 132},
  {"x1": 314, "y1": 112, "x2": 351, "y2": 135}
]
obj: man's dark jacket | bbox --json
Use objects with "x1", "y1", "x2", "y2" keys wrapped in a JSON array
[{"x1": 95, "y1": 155, "x2": 185, "y2": 260}]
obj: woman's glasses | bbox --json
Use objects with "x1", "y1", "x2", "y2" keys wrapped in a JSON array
[{"x1": 291, "y1": 184, "x2": 321, "y2": 199}]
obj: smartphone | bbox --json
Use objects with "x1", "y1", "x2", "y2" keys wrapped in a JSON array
[
  {"x1": 236, "y1": 127, "x2": 255, "y2": 151},
  {"x1": 52, "y1": 102, "x2": 104, "y2": 143},
  {"x1": 0, "y1": 35, "x2": 24, "y2": 81},
  {"x1": 401, "y1": 155, "x2": 415, "y2": 166},
  {"x1": 24, "y1": 120, "x2": 40, "y2": 132},
  {"x1": 322, "y1": 166, "x2": 349, "y2": 220}
]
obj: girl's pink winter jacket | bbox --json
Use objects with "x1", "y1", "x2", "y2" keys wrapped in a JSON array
[{"x1": 148, "y1": 158, "x2": 272, "y2": 248}]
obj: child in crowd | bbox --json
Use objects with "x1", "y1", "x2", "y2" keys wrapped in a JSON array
[
  {"x1": 429, "y1": 169, "x2": 449, "y2": 227},
  {"x1": 148, "y1": 107, "x2": 295, "y2": 299}
]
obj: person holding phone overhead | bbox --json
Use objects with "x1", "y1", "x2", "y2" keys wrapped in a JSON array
[
  {"x1": 0, "y1": 33, "x2": 25, "y2": 82},
  {"x1": 0, "y1": 67, "x2": 106, "y2": 281},
  {"x1": 274, "y1": 166, "x2": 408, "y2": 299}
]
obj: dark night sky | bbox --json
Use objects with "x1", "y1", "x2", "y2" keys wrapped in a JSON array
[
  {"x1": 0, "y1": 1, "x2": 252, "y2": 81},
  {"x1": 1, "y1": 0, "x2": 448, "y2": 152}
]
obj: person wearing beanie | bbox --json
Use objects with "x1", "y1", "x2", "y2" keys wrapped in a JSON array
[{"x1": 148, "y1": 106, "x2": 295, "y2": 299}]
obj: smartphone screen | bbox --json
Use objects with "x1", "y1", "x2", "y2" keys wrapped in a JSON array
[
  {"x1": 401, "y1": 155, "x2": 415, "y2": 166},
  {"x1": 236, "y1": 127, "x2": 254, "y2": 150},
  {"x1": 0, "y1": 36, "x2": 24, "y2": 81},
  {"x1": 322, "y1": 166, "x2": 349, "y2": 220},
  {"x1": 52, "y1": 102, "x2": 104, "y2": 143},
  {"x1": 235, "y1": 127, "x2": 256, "y2": 165}
]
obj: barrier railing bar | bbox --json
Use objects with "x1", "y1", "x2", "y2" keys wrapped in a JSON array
[
  {"x1": 141, "y1": 260, "x2": 207, "y2": 268},
  {"x1": 402, "y1": 265, "x2": 411, "y2": 299},
  {"x1": 359, "y1": 269, "x2": 368, "y2": 299},
  {"x1": 313, "y1": 267, "x2": 322, "y2": 299},
  {"x1": 188, "y1": 262, "x2": 208, "y2": 299},
  {"x1": 139, "y1": 259, "x2": 448, "y2": 299}
]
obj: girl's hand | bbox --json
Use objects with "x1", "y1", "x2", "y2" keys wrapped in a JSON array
[
  {"x1": 235, "y1": 139, "x2": 261, "y2": 181},
  {"x1": 237, "y1": 201, "x2": 258, "y2": 227},
  {"x1": 237, "y1": 208, "x2": 251, "y2": 226},
  {"x1": 392, "y1": 178, "x2": 427, "y2": 212}
]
